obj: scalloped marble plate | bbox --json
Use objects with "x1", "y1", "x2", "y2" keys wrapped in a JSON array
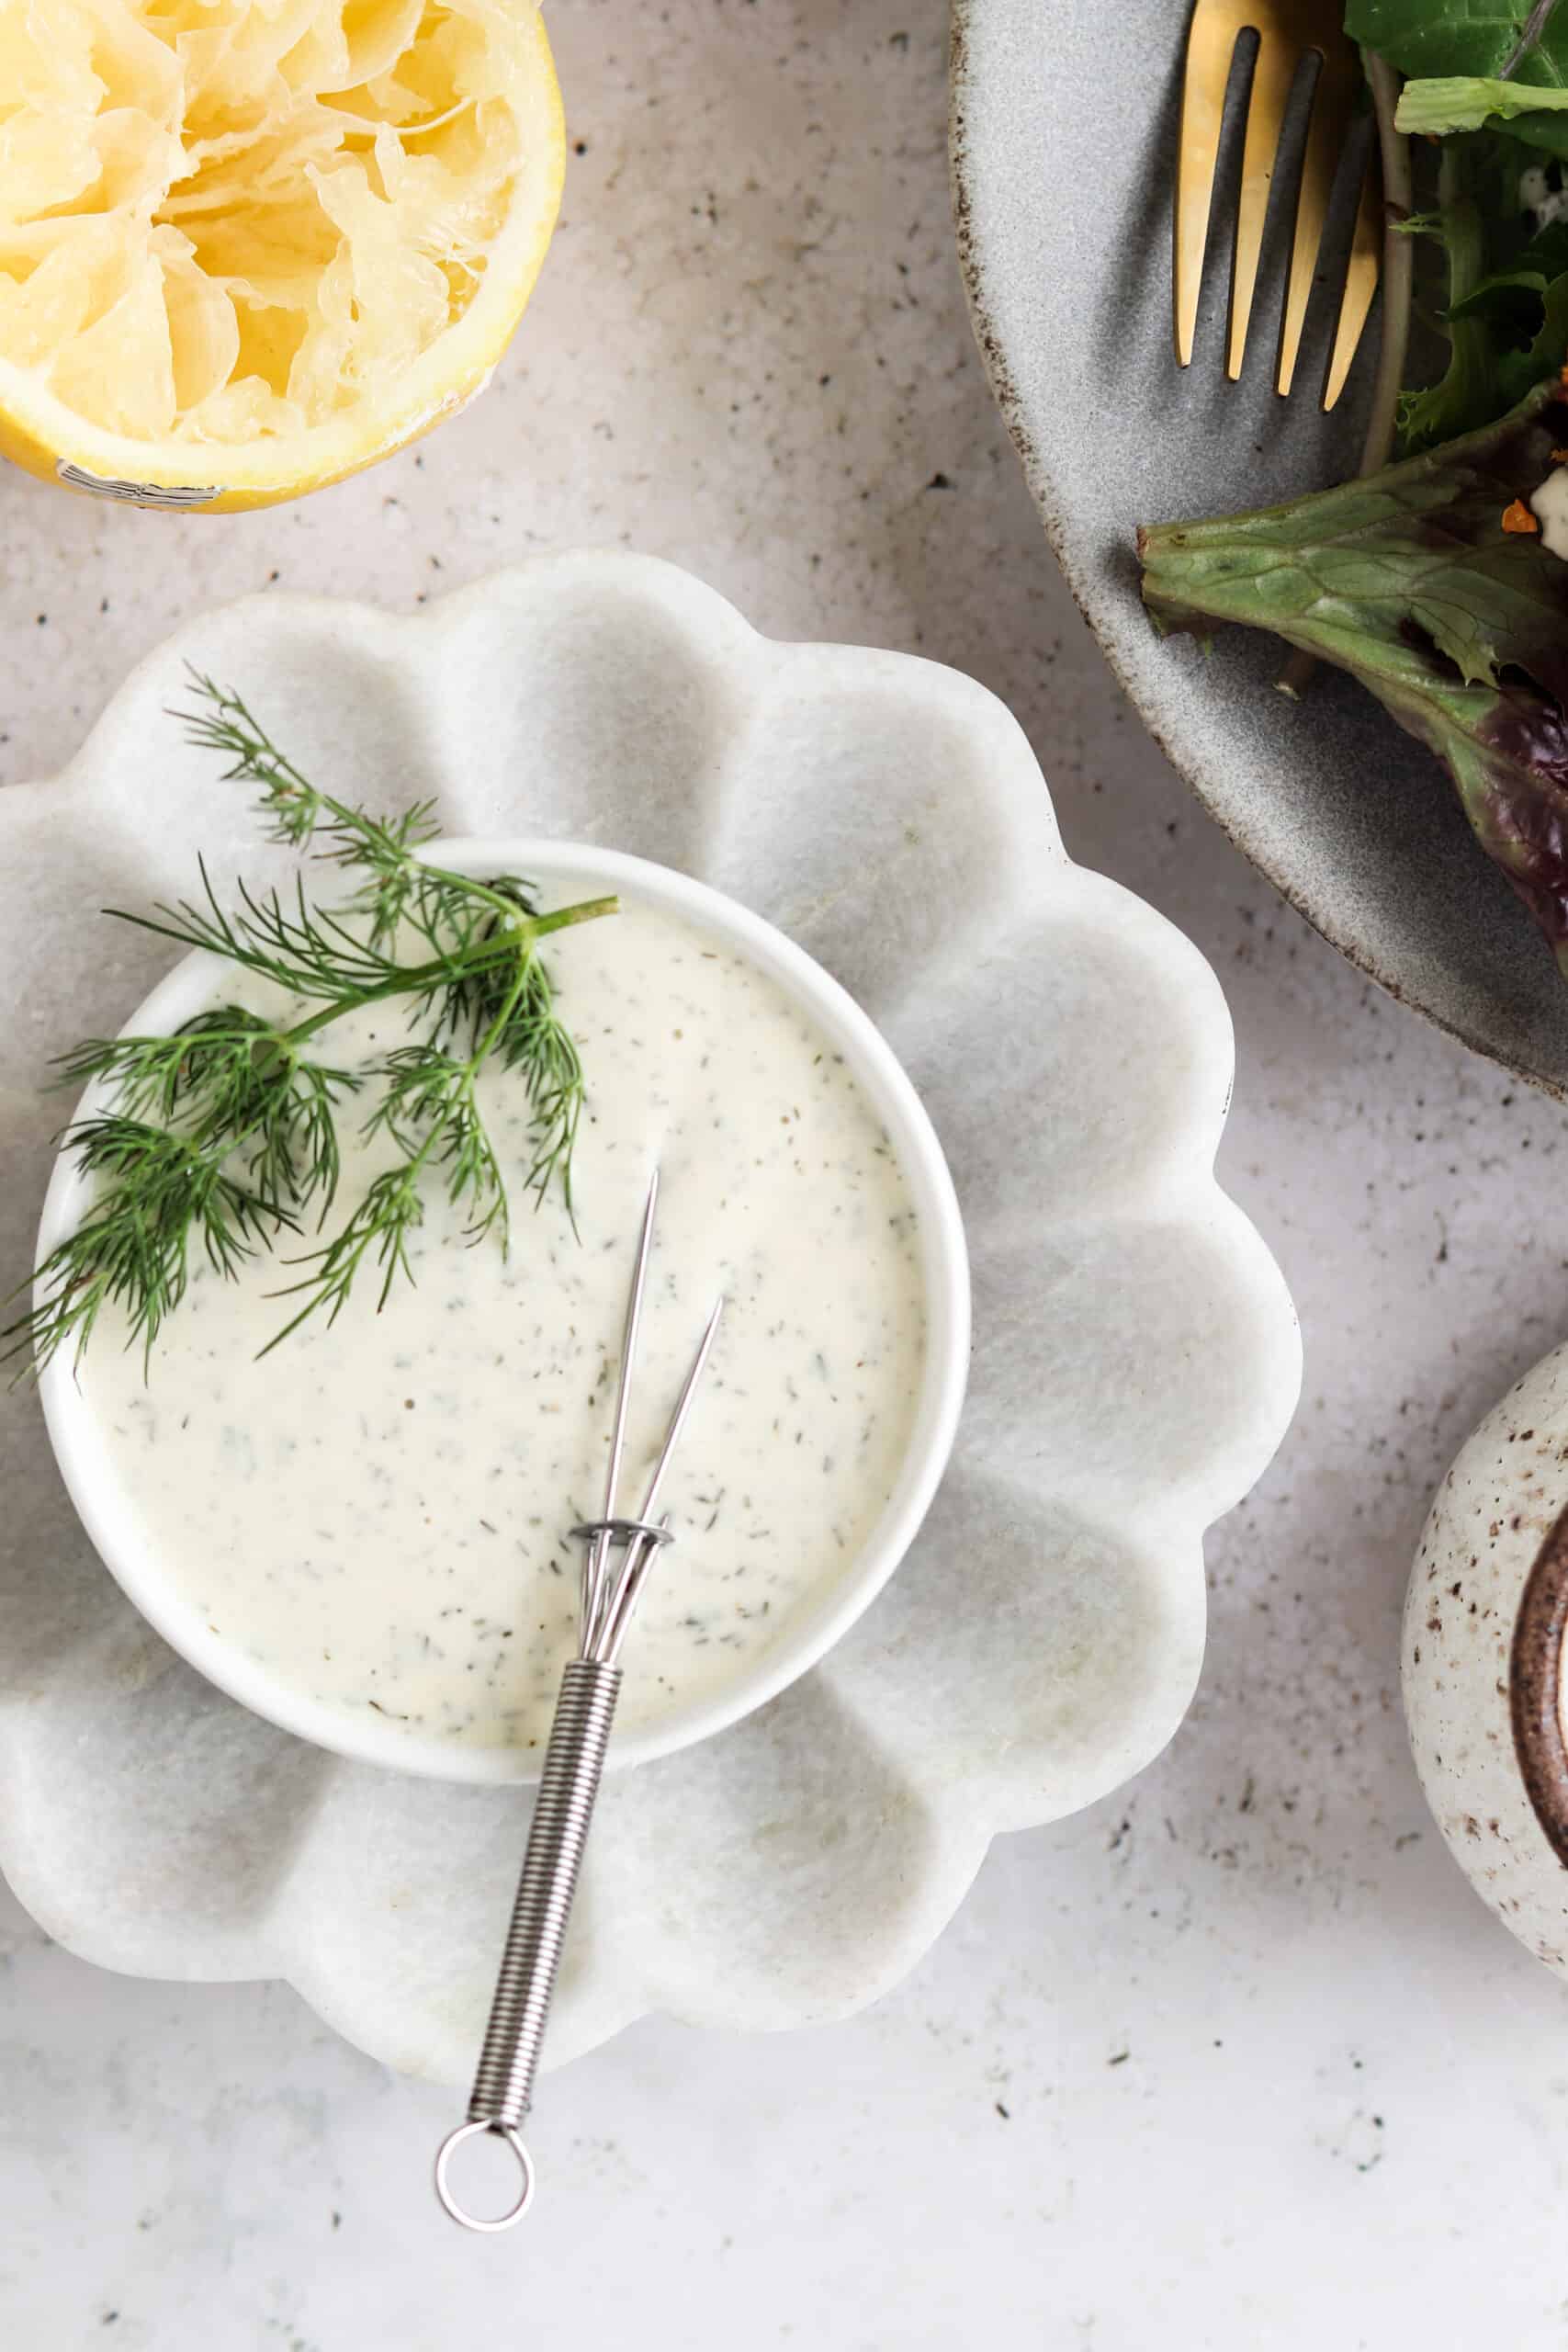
[{"x1": 0, "y1": 554, "x2": 1300, "y2": 2079}]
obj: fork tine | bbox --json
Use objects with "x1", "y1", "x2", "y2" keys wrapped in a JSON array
[
  {"x1": 1276, "y1": 51, "x2": 1357, "y2": 397},
  {"x1": 1321, "y1": 146, "x2": 1382, "y2": 412},
  {"x1": 1174, "y1": 2, "x2": 1245, "y2": 367},
  {"x1": 1227, "y1": 30, "x2": 1299, "y2": 380}
]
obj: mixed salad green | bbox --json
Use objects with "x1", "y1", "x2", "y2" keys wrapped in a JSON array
[{"x1": 1139, "y1": 4, "x2": 1568, "y2": 968}]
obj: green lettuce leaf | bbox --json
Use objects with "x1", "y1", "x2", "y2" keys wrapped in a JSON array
[
  {"x1": 1401, "y1": 193, "x2": 1568, "y2": 449},
  {"x1": 1139, "y1": 381, "x2": 1568, "y2": 970},
  {"x1": 1398, "y1": 75, "x2": 1568, "y2": 151},
  {"x1": 1351, "y1": 0, "x2": 1568, "y2": 151},
  {"x1": 1346, "y1": 1, "x2": 1567, "y2": 83}
]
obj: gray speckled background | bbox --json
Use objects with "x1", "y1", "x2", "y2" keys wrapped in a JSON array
[{"x1": 6, "y1": 4, "x2": 1568, "y2": 2346}]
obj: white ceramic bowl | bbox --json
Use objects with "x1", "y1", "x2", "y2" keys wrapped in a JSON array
[{"x1": 35, "y1": 838, "x2": 971, "y2": 1785}]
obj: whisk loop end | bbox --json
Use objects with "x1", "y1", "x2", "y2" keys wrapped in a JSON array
[
  {"x1": 435, "y1": 1169, "x2": 724, "y2": 2232},
  {"x1": 434, "y1": 2119, "x2": 536, "y2": 2233}
]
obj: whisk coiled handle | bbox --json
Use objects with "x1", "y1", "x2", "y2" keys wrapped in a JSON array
[
  {"x1": 434, "y1": 1658, "x2": 620, "y2": 2231},
  {"x1": 470, "y1": 1657, "x2": 620, "y2": 2126}
]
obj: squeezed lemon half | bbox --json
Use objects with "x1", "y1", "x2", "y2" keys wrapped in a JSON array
[{"x1": 0, "y1": 0, "x2": 564, "y2": 510}]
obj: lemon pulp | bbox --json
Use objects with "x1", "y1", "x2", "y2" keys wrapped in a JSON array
[{"x1": 0, "y1": 0, "x2": 563, "y2": 505}]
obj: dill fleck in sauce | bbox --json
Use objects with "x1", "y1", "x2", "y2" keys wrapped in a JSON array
[{"x1": 80, "y1": 899, "x2": 929, "y2": 1756}]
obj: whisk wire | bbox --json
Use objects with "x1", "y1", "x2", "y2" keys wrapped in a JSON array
[{"x1": 435, "y1": 1167, "x2": 724, "y2": 2231}]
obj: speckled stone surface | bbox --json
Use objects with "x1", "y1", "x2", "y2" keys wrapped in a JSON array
[{"x1": 6, "y1": 4, "x2": 1568, "y2": 2347}]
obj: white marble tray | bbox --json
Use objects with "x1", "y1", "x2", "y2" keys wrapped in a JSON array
[{"x1": 0, "y1": 555, "x2": 1301, "y2": 2080}]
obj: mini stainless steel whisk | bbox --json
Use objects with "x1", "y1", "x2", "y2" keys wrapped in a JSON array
[{"x1": 434, "y1": 1168, "x2": 723, "y2": 2233}]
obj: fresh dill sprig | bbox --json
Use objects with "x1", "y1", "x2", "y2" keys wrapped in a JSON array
[
  {"x1": 56, "y1": 1012, "x2": 358, "y2": 1216},
  {"x1": 6, "y1": 679, "x2": 618, "y2": 1374},
  {"x1": 10, "y1": 1118, "x2": 292, "y2": 1371},
  {"x1": 444, "y1": 886, "x2": 588, "y2": 1212},
  {"x1": 180, "y1": 675, "x2": 442, "y2": 947}
]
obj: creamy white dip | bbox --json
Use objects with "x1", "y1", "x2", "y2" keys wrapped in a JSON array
[
  {"x1": 1521, "y1": 164, "x2": 1568, "y2": 231},
  {"x1": 78, "y1": 896, "x2": 928, "y2": 1756},
  {"x1": 1531, "y1": 465, "x2": 1568, "y2": 560}
]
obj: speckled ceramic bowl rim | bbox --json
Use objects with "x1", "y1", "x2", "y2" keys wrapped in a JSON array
[
  {"x1": 35, "y1": 839, "x2": 971, "y2": 1787},
  {"x1": 1511, "y1": 1507, "x2": 1568, "y2": 1866},
  {"x1": 946, "y1": 0, "x2": 1567, "y2": 1101}
]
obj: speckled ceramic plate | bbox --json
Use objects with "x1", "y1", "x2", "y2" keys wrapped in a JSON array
[
  {"x1": 952, "y1": 0, "x2": 1568, "y2": 1094},
  {"x1": 0, "y1": 554, "x2": 1300, "y2": 2080}
]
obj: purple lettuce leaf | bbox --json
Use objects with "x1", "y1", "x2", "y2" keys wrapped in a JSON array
[{"x1": 1138, "y1": 379, "x2": 1568, "y2": 967}]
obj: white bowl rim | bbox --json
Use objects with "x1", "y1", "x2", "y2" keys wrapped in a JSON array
[{"x1": 36, "y1": 838, "x2": 971, "y2": 1786}]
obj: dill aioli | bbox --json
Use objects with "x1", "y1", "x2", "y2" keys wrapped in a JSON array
[{"x1": 76, "y1": 898, "x2": 930, "y2": 1758}]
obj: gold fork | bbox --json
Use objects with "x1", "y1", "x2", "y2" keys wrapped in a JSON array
[{"x1": 1175, "y1": 0, "x2": 1381, "y2": 409}]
